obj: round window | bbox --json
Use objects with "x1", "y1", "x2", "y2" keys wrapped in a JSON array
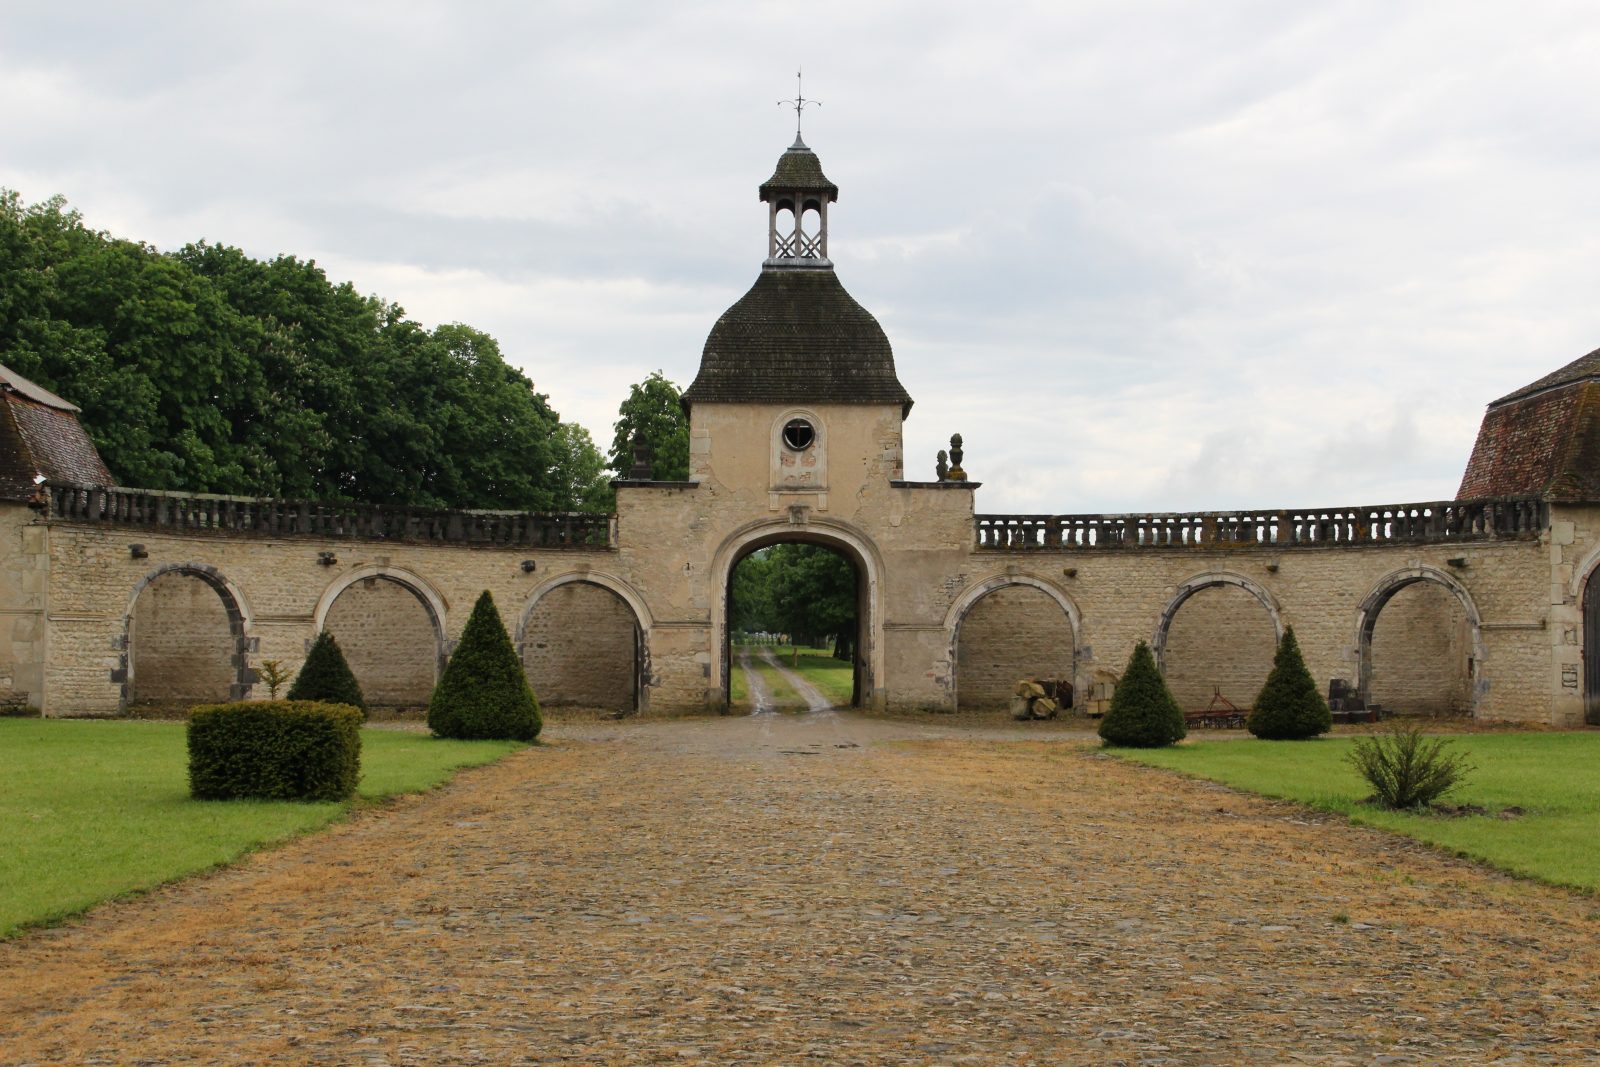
[{"x1": 782, "y1": 418, "x2": 816, "y2": 451}]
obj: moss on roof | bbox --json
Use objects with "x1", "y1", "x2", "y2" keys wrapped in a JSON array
[
  {"x1": 682, "y1": 268, "x2": 912, "y2": 415},
  {"x1": 758, "y1": 139, "x2": 838, "y2": 203}
]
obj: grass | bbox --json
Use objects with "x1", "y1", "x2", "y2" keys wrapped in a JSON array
[
  {"x1": 790, "y1": 647, "x2": 855, "y2": 706},
  {"x1": 1115, "y1": 732, "x2": 1600, "y2": 892},
  {"x1": 0, "y1": 719, "x2": 524, "y2": 937},
  {"x1": 731, "y1": 644, "x2": 855, "y2": 710}
]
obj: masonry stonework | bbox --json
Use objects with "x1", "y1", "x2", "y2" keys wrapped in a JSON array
[
  {"x1": 323, "y1": 577, "x2": 439, "y2": 708},
  {"x1": 1368, "y1": 581, "x2": 1472, "y2": 716},
  {"x1": 1161, "y1": 583, "x2": 1277, "y2": 712},
  {"x1": 129, "y1": 572, "x2": 235, "y2": 707},
  {"x1": 954, "y1": 585, "x2": 1075, "y2": 710},
  {"x1": 521, "y1": 581, "x2": 637, "y2": 711}
]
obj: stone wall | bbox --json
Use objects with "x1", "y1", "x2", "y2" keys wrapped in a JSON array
[
  {"x1": 11, "y1": 455, "x2": 1585, "y2": 725},
  {"x1": 1367, "y1": 580, "x2": 1471, "y2": 716},
  {"x1": 323, "y1": 577, "x2": 439, "y2": 708},
  {"x1": 521, "y1": 581, "x2": 637, "y2": 711},
  {"x1": 128, "y1": 571, "x2": 236, "y2": 706},
  {"x1": 1161, "y1": 583, "x2": 1278, "y2": 711},
  {"x1": 955, "y1": 585, "x2": 1074, "y2": 709},
  {"x1": 0, "y1": 507, "x2": 48, "y2": 709}
]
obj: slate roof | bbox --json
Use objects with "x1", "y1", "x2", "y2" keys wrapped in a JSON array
[
  {"x1": 0, "y1": 364, "x2": 113, "y2": 502},
  {"x1": 758, "y1": 137, "x2": 838, "y2": 203},
  {"x1": 1458, "y1": 356, "x2": 1600, "y2": 503},
  {"x1": 682, "y1": 268, "x2": 913, "y2": 415}
]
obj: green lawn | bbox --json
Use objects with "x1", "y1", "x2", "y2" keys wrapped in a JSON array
[
  {"x1": 1116, "y1": 732, "x2": 1600, "y2": 892},
  {"x1": 731, "y1": 644, "x2": 854, "y2": 710},
  {"x1": 0, "y1": 719, "x2": 524, "y2": 937},
  {"x1": 791, "y1": 647, "x2": 855, "y2": 706}
]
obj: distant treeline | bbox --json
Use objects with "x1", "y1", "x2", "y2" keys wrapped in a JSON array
[{"x1": 0, "y1": 191, "x2": 613, "y2": 511}]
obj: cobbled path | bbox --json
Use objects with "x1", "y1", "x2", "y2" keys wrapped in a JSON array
[{"x1": 2, "y1": 714, "x2": 1597, "y2": 1065}]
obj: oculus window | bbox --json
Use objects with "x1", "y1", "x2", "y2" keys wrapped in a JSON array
[{"x1": 782, "y1": 418, "x2": 816, "y2": 451}]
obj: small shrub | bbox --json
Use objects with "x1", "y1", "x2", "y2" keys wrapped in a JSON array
[
  {"x1": 1098, "y1": 641, "x2": 1186, "y2": 748},
  {"x1": 287, "y1": 631, "x2": 367, "y2": 715},
  {"x1": 188, "y1": 701, "x2": 362, "y2": 801},
  {"x1": 1346, "y1": 724, "x2": 1474, "y2": 810},
  {"x1": 428, "y1": 590, "x2": 541, "y2": 742},
  {"x1": 1248, "y1": 626, "x2": 1332, "y2": 739},
  {"x1": 257, "y1": 659, "x2": 291, "y2": 699}
]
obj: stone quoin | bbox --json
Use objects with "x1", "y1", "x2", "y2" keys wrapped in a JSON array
[{"x1": 1, "y1": 139, "x2": 1596, "y2": 726}]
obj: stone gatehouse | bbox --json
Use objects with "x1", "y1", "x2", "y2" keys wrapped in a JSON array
[{"x1": 2, "y1": 138, "x2": 1597, "y2": 726}]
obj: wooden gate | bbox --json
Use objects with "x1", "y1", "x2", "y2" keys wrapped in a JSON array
[{"x1": 1585, "y1": 578, "x2": 1600, "y2": 725}]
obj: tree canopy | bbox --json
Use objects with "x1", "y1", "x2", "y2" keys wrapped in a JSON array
[
  {"x1": 0, "y1": 191, "x2": 611, "y2": 511},
  {"x1": 730, "y1": 544, "x2": 858, "y2": 657},
  {"x1": 609, "y1": 370, "x2": 690, "y2": 482}
]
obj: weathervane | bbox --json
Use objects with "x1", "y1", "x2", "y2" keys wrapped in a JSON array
[{"x1": 778, "y1": 68, "x2": 819, "y2": 138}]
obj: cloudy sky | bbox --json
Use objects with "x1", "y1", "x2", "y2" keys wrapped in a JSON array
[{"x1": 4, "y1": 2, "x2": 1598, "y2": 513}]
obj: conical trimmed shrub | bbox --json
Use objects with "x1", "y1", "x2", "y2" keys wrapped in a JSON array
[
  {"x1": 286, "y1": 630, "x2": 367, "y2": 715},
  {"x1": 1247, "y1": 625, "x2": 1332, "y2": 739},
  {"x1": 428, "y1": 590, "x2": 541, "y2": 741},
  {"x1": 1099, "y1": 641, "x2": 1187, "y2": 747}
]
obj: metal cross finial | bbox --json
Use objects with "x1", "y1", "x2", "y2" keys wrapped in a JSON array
[{"x1": 777, "y1": 68, "x2": 820, "y2": 138}]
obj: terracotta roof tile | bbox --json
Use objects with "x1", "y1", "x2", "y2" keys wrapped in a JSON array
[{"x1": 1458, "y1": 379, "x2": 1600, "y2": 502}]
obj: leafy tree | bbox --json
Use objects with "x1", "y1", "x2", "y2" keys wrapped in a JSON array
[
  {"x1": 609, "y1": 370, "x2": 690, "y2": 481},
  {"x1": 730, "y1": 549, "x2": 777, "y2": 635},
  {"x1": 1098, "y1": 641, "x2": 1186, "y2": 748},
  {"x1": 1247, "y1": 626, "x2": 1332, "y2": 739},
  {"x1": 428, "y1": 591, "x2": 541, "y2": 741},
  {"x1": 730, "y1": 544, "x2": 857, "y2": 658},
  {"x1": 0, "y1": 191, "x2": 581, "y2": 511},
  {"x1": 287, "y1": 631, "x2": 368, "y2": 715},
  {"x1": 550, "y1": 421, "x2": 615, "y2": 512}
]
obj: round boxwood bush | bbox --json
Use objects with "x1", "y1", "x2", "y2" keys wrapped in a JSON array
[
  {"x1": 1247, "y1": 625, "x2": 1332, "y2": 739},
  {"x1": 1098, "y1": 640, "x2": 1186, "y2": 748},
  {"x1": 287, "y1": 630, "x2": 367, "y2": 715},
  {"x1": 428, "y1": 590, "x2": 541, "y2": 741}
]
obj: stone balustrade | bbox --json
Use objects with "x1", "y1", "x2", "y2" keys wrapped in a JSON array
[
  {"x1": 974, "y1": 497, "x2": 1547, "y2": 550},
  {"x1": 44, "y1": 483, "x2": 614, "y2": 549}
]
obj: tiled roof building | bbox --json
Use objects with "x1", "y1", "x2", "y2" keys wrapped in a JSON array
[
  {"x1": 1458, "y1": 346, "x2": 1600, "y2": 502},
  {"x1": 0, "y1": 364, "x2": 112, "y2": 502}
]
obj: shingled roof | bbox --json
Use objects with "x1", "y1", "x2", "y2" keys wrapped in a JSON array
[
  {"x1": 0, "y1": 364, "x2": 113, "y2": 502},
  {"x1": 758, "y1": 137, "x2": 838, "y2": 203},
  {"x1": 1458, "y1": 347, "x2": 1600, "y2": 502},
  {"x1": 1490, "y1": 345, "x2": 1600, "y2": 406},
  {"x1": 682, "y1": 268, "x2": 913, "y2": 415}
]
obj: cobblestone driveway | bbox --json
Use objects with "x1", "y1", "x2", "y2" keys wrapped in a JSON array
[{"x1": 2, "y1": 713, "x2": 1596, "y2": 1065}]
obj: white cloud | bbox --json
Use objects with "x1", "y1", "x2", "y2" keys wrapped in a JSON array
[{"x1": 4, "y1": 1, "x2": 1600, "y2": 511}]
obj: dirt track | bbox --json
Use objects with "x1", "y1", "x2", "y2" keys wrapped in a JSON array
[{"x1": 2, "y1": 713, "x2": 1597, "y2": 1065}]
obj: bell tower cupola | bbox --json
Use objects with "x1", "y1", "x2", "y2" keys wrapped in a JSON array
[
  {"x1": 761, "y1": 74, "x2": 837, "y2": 268},
  {"x1": 681, "y1": 80, "x2": 912, "y2": 419}
]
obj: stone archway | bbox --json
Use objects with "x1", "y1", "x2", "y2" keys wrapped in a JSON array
[
  {"x1": 945, "y1": 575, "x2": 1080, "y2": 711},
  {"x1": 1357, "y1": 566, "x2": 1484, "y2": 718},
  {"x1": 1154, "y1": 572, "x2": 1283, "y2": 711},
  {"x1": 122, "y1": 563, "x2": 253, "y2": 709},
  {"x1": 710, "y1": 518, "x2": 886, "y2": 712},
  {"x1": 518, "y1": 572, "x2": 652, "y2": 714},
  {"x1": 314, "y1": 567, "x2": 448, "y2": 710}
]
